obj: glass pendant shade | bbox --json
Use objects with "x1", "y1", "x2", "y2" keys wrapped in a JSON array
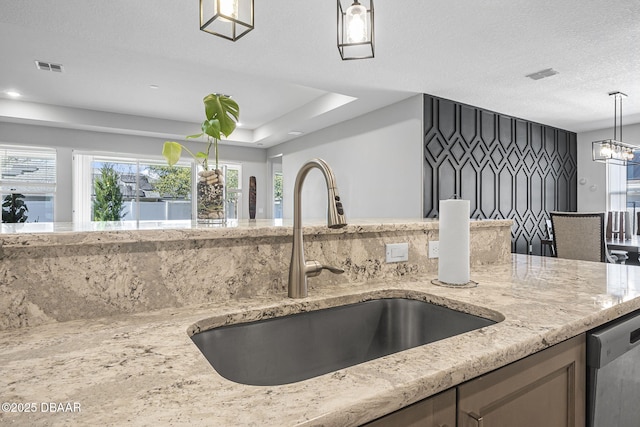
[
  {"x1": 346, "y1": 3, "x2": 367, "y2": 43},
  {"x1": 337, "y1": 0, "x2": 374, "y2": 60},
  {"x1": 219, "y1": 0, "x2": 238, "y2": 19},
  {"x1": 200, "y1": 0, "x2": 254, "y2": 42},
  {"x1": 592, "y1": 92, "x2": 639, "y2": 165},
  {"x1": 592, "y1": 139, "x2": 639, "y2": 166}
]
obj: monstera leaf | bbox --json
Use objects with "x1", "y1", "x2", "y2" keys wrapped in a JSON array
[
  {"x1": 162, "y1": 141, "x2": 183, "y2": 167},
  {"x1": 201, "y1": 118, "x2": 222, "y2": 139},
  {"x1": 203, "y1": 94, "x2": 239, "y2": 138}
]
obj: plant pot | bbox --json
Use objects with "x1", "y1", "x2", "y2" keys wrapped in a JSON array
[{"x1": 197, "y1": 167, "x2": 225, "y2": 223}]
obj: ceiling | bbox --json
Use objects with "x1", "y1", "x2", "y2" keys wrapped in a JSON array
[{"x1": 1, "y1": 0, "x2": 639, "y2": 148}]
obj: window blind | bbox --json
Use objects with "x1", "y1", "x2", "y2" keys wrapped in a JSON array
[{"x1": 0, "y1": 145, "x2": 57, "y2": 194}]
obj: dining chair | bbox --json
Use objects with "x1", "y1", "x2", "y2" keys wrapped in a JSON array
[
  {"x1": 542, "y1": 219, "x2": 556, "y2": 257},
  {"x1": 550, "y1": 212, "x2": 620, "y2": 263},
  {"x1": 606, "y1": 211, "x2": 630, "y2": 263},
  {"x1": 606, "y1": 211, "x2": 631, "y2": 240}
]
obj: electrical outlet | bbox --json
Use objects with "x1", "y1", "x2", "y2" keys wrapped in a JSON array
[
  {"x1": 385, "y1": 243, "x2": 409, "y2": 263},
  {"x1": 428, "y1": 241, "x2": 440, "y2": 258}
]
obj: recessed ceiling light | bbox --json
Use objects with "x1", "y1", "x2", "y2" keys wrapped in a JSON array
[
  {"x1": 525, "y1": 68, "x2": 559, "y2": 80},
  {"x1": 288, "y1": 131, "x2": 304, "y2": 136},
  {"x1": 6, "y1": 90, "x2": 22, "y2": 98},
  {"x1": 149, "y1": 84, "x2": 159, "y2": 89}
]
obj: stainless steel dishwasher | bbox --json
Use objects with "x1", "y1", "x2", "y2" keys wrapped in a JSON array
[{"x1": 587, "y1": 309, "x2": 640, "y2": 427}]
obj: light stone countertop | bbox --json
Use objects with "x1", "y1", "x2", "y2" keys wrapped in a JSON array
[
  {"x1": 0, "y1": 218, "x2": 510, "y2": 248},
  {"x1": 2, "y1": 254, "x2": 639, "y2": 427}
]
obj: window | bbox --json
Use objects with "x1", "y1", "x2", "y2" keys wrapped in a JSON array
[
  {"x1": 627, "y1": 154, "x2": 640, "y2": 208},
  {"x1": 74, "y1": 152, "x2": 242, "y2": 222},
  {"x1": 0, "y1": 145, "x2": 56, "y2": 223},
  {"x1": 270, "y1": 156, "x2": 283, "y2": 220},
  {"x1": 273, "y1": 171, "x2": 283, "y2": 219},
  {"x1": 626, "y1": 153, "x2": 640, "y2": 233},
  {"x1": 225, "y1": 164, "x2": 243, "y2": 220},
  {"x1": 608, "y1": 163, "x2": 627, "y2": 211},
  {"x1": 75, "y1": 153, "x2": 193, "y2": 222}
]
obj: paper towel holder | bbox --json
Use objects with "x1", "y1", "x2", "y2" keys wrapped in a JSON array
[
  {"x1": 433, "y1": 195, "x2": 478, "y2": 288},
  {"x1": 431, "y1": 279, "x2": 478, "y2": 288}
]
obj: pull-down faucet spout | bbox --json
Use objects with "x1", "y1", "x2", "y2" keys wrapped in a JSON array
[{"x1": 288, "y1": 159, "x2": 347, "y2": 298}]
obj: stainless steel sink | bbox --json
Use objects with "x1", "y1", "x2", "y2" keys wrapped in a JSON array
[{"x1": 191, "y1": 298, "x2": 499, "y2": 386}]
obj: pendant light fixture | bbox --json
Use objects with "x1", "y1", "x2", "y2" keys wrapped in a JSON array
[
  {"x1": 592, "y1": 91, "x2": 639, "y2": 166},
  {"x1": 200, "y1": 0, "x2": 254, "y2": 42},
  {"x1": 337, "y1": 0, "x2": 375, "y2": 60}
]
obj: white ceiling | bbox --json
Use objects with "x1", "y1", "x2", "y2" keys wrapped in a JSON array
[{"x1": 1, "y1": 0, "x2": 639, "y2": 148}]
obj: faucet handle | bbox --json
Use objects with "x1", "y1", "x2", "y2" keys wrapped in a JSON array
[
  {"x1": 322, "y1": 265, "x2": 344, "y2": 274},
  {"x1": 305, "y1": 260, "x2": 344, "y2": 278}
]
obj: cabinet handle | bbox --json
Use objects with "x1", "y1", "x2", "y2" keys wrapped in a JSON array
[{"x1": 468, "y1": 412, "x2": 484, "y2": 427}]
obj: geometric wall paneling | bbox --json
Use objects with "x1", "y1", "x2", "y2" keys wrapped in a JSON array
[{"x1": 423, "y1": 94, "x2": 577, "y2": 255}]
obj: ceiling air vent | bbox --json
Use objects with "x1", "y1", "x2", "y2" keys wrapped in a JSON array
[
  {"x1": 35, "y1": 60, "x2": 64, "y2": 72},
  {"x1": 525, "y1": 68, "x2": 558, "y2": 80}
]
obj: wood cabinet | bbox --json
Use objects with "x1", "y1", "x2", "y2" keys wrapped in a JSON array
[
  {"x1": 457, "y1": 334, "x2": 585, "y2": 427},
  {"x1": 364, "y1": 388, "x2": 456, "y2": 427},
  {"x1": 364, "y1": 334, "x2": 585, "y2": 427}
]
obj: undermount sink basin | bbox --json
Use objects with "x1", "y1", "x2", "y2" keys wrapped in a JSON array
[{"x1": 191, "y1": 298, "x2": 499, "y2": 386}]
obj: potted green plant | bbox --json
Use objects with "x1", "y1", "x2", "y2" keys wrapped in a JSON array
[
  {"x1": 162, "y1": 94, "x2": 240, "y2": 222},
  {"x1": 2, "y1": 193, "x2": 29, "y2": 223}
]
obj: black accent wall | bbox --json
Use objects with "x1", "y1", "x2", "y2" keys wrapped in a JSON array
[{"x1": 423, "y1": 94, "x2": 577, "y2": 255}]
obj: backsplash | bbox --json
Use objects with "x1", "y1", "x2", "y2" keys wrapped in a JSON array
[{"x1": 0, "y1": 219, "x2": 512, "y2": 330}]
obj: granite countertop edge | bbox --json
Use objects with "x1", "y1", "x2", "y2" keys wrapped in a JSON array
[{"x1": 0, "y1": 218, "x2": 513, "y2": 248}]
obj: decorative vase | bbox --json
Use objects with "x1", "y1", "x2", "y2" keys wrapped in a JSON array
[
  {"x1": 249, "y1": 176, "x2": 257, "y2": 220},
  {"x1": 197, "y1": 166, "x2": 226, "y2": 223}
]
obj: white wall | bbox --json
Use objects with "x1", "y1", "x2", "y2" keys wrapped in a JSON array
[
  {"x1": 267, "y1": 95, "x2": 423, "y2": 221},
  {"x1": 0, "y1": 122, "x2": 267, "y2": 222},
  {"x1": 577, "y1": 123, "x2": 640, "y2": 212}
]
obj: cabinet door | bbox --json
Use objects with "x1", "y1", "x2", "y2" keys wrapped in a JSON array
[
  {"x1": 457, "y1": 334, "x2": 585, "y2": 427},
  {"x1": 365, "y1": 388, "x2": 456, "y2": 427}
]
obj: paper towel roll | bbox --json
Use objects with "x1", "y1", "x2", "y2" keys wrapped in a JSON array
[{"x1": 438, "y1": 199, "x2": 470, "y2": 285}]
